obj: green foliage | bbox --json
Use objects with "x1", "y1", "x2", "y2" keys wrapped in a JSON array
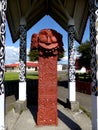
[
  {"x1": 28, "y1": 50, "x2": 39, "y2": 61},
  {"x1": 28, "y1": 49, "x2": 65, "y2": 61},
  {"x1": 58, "y1": 51, "x2": 64, "y2": 61},
  {"x1": 77, "y1": 40, "x2": 91, "y2": 69}
]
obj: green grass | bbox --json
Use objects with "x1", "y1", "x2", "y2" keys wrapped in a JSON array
[
  {"x1": 80, "y1": 105, "x2": 91, "y2": 119},
  {"x1": 5, "y1": 72, "x2": 19, "y2": 80},
  {"x1": 26, "y1": 72, "x2": 38, "y2": 79},
  {"x1": 4, "y1": 72, "x2": 38, "y2": 81},
  {"x1": 76, "y1": 73, "x2": 91, "y2": 82}
]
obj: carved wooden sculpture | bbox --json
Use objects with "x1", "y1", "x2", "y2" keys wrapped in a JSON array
[{"x1": 31, "y1": 29, "x2": 64, "y2": 125}]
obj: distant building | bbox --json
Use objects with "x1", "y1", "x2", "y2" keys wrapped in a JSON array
[
  {"x1": 57, "y1": 64, "x2": 62, "y2": 71},
  {"x1": 57, "y1": 64, "x2": 68, "y2": 71},
  {"x1": 5, "y1": 61, "x2": 38, "y2": 72},
  {"x1": 5, "y1": 61, "x2": 68, "y2": 72}
]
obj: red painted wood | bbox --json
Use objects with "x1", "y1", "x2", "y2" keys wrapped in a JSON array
[
  {"x1": 31, "y1": 29, "x2": 64, "y2": 125},
  {"x1": 37, "y1": 56, "x2": 58, "y2": 125}
]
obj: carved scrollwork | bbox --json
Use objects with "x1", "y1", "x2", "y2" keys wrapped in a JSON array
[
  {"x1": 68, "y1": 25, "x2": 75, "y2": 82},
  {"x1": 30, "y1": 29, "x2": 63, "y2": 125},
  {"x1": 0, "y1": 0, "x2": 7, "y2": 97},
  {"x1": 0, "y1": 0, "x2": 7, "y2": 129},
  {"x1": 90, "y1": 1, "x2": 98, "y2": 96},
  {"x1": 19, "y1": 25, "x2": 26, "y2": 82}
]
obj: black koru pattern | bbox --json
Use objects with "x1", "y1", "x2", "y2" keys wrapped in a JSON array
[
  {"x1": 0, "y1": 0, "x2": 7, "y2": 96},
  {"x1": 89, "y1": 0, "x2": 98, "y2": 96},
  {"x1": 68, "y1": 25, "x2": 75, "y2": 82},
  {"x1": 19, "y1": 25, "x2": 27, "y2": 82}
]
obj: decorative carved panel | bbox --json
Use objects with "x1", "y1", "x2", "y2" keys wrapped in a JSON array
[{"x1": 31, "y1": 29, "x2": 64, "y2": 125}]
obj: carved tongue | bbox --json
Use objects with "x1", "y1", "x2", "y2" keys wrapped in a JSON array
[{"x1": 39, "y1": 42, "x2": 58, "y2": 49}]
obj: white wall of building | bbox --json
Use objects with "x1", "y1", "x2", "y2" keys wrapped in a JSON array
[{"x1": 57, "y1": 64, "x2": 62, "y2": 71}]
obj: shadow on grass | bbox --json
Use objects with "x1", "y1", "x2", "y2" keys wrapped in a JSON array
[
  {"x1": 5, "y1": 80, "x2": 19, "y2": 99},
  {"x1": 5, "y1": 79, "x2": 68, "y2": 106},
  {"x1": 5, "y1": 79, "x2": 38, "y2": 106},
  {"x1": 58, "y1": 80, "x2": 68, "y2": 88}
]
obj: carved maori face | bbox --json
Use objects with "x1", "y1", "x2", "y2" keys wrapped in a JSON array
[
  {"x1": 31, "y1": 29, "x2": 64, "y2": 57},
  {"x1": 39, "y1": 29, "x2": 59, "y2": 49}
]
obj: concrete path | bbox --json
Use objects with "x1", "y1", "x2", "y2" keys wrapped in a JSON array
[
  {"x1": 58, "y1": 84, "x2": 91, "y2": 115},
  {"x1": 5, "y1": 103, "x2": 92, "y2": 130},
  {"x1": 5, "y1": 72, "x2": 92, "y2": 130},
  {"x1": 5, "y1": 85, "x2": 92, "y2": 130}
]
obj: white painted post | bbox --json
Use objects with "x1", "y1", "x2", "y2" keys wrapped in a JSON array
[
  {"x1": 68, "y1": 19, "x2": 76, "y2": 102},
  {"x1": 0, "y1": 95, "x2": 4, "y2": 130},
  {"x1": 89, "y1": 0, "x2": 98, "y2": 129},
  {"x1": 19, "y1": 81, "x2": 26, "y2": 101},
  {"x1": 19, "y1": 18, "x2": 27, "y2": 101},
  {"x1": 0, "y1": 0, "x2": 7, "y2": 129}
]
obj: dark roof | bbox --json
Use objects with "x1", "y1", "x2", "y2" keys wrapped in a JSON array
[{"x1": 7, "y1": 0, "x2": 89, "y2": 43}]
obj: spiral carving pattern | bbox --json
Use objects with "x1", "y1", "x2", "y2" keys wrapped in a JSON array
[
  {"x1": 68, "y1": 25, "x2": 75, "y2": 82},
  {"x1": 0, "y1": 0, "x2": 7, "y2": 129},
  {"x1": 0, "y1": 0, "x2": 7, "y2": 96},
  {"x1": 19, "y1": 25, "x2": 26, "y2": 82},
  {"x1": 89, "y1": 0, "x2": 98, "y2": 96}
]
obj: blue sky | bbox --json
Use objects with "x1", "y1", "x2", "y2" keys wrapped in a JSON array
[{"x1": 5, "y1": 15, "x2": 90, "y2": 64}]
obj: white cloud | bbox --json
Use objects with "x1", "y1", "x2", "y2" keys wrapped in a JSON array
[
  {"x1": 59, "y1": 55, "x2": 68, "y2": 64},
  {"x1": 60, "y1": 50, "x2": 68, "y2": 64},
  {"x1": 5, "y1": 46, "x2": 19, "y2": 64},
  {"x1": 5, "y1": 46, "x2": 80, "y2": 65},
  {"x1": 61, "y1": 55, "x2": 68, "y2": 61},
  {"x1": 58, "y1": 49, "x2": 80, "y2": 65},
  {"x1": 5, "y1": 46, "x2": 29, "y2": 64}
]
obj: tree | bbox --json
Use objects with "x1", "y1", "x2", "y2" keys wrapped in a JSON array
[
  {"x1": 28, "y1": 49, "x2": 39, "y2": 61},
  {"x1": 28, "y1": 49, "x2": 64, "y2": 61},
  {"x1": 77, "y1": 40, "x2": 91, "y2": 69},
  {"x1": 58, "y1": 51, "x2": 65, "y2": 61}
]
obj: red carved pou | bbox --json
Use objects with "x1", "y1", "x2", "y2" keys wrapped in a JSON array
[{"x1": 31, "y1": 29, "x2": 64, "y2": 125}]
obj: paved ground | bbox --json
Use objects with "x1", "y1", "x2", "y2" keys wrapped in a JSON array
[
  {"x1": 5, "y1": 102, "x2": 92, "y2": 130},
  {"x1": 58, "y1": 71, "x2": 91, "y2": 114},
  {"x1": 58, "y1": 82, "x2": 91, "y2": 115},
  {"x1": 5, "y1": 88, "x2": 92, "y2": 130},
  {"x1": 5, "y1": 71, "x2": 92, "y2": 130}
]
